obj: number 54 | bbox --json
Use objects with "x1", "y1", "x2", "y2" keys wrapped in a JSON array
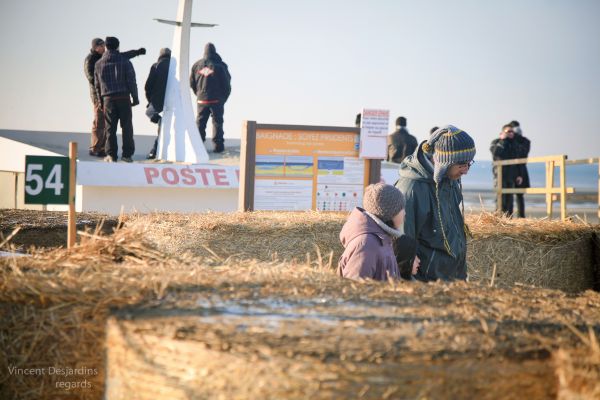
[{"x1": 25, "y1": 164, "x2": 64, "y2": 196}]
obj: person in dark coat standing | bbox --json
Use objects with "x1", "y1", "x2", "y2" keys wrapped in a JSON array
[
  {"x1": 144, "y1": 48, "x2": 171, "y2": 159},
  {"x1": 490, "y1": 124, "x2": 520, "y2": 216},
  {"x1": 395, "y1": 126, "x2": 476, "y2": 282},
  {"x1": 94, "y1": 36, "x2": 140, "y2": 163},
  {"x1": 510, "y1": 120, "x2": 531, "y2": 218},
  {"x1": 338, "y1": 183, "x2": 418, "y2": 281},
  {"x1": 84, "y1": 38, "x2": 145, "y2": 157},
  {"x1": 387, "y1": 116, "x2": 418, "y2": 164},
  {"x1": 190, "y1": 43, "x2": 231, "y2": 153}
]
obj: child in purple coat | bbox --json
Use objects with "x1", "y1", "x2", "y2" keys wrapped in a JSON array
[{"x1": 338, "y1": 183, "x2": 419, "y2": 281}]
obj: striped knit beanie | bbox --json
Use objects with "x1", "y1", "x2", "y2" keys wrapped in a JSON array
[
  {"x1": 362, "y1": 183, "x2": 405, "y2": 222},
  {"x1": 422, "y1": 125, "x2": 476, "y2": 184}
]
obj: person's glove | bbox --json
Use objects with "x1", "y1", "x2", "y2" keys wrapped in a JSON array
[
  {"x1": 131, "y1": 98, "x2": 140, "y2": 106},
  {"x1": 137, "y1": 48, "x2": 146, "y2": 55}
]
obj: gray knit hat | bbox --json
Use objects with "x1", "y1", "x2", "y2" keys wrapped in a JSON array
[
  {"x1": 423, "y1": 125, "x2": 476, "y2": 184},
  {"x1": 362, "y1": 183, "x2": 405, "y2": 222}
]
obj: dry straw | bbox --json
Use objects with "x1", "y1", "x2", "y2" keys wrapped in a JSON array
[{"x1": 0, "y1": 210, "x2": 599, "y2": 399}]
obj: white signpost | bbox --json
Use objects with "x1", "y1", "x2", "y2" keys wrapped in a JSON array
[{"x1": 155, "y1": 0, "x2": 216, "y2": 163}]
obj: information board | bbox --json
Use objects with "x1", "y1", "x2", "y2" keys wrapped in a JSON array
[{"x1": 239, "y1": 122, "x2": 381, "y2": 212}]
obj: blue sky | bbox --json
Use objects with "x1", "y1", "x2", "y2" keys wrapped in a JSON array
[{"x1": 1, "y1": 0, "x2": 599, "y2": 160}]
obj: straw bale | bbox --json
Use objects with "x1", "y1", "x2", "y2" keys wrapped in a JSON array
[
  {"x1": 1, "y1": 211, "x2": 599, "y2": 398},
  {"x1": 0, "y1": 209, "x2": 118, "y2": 250},
  {"x1": 126, "y1": 211, "x2": 346, "y2": 263},
  {"x1": 465, "y1": 213, "x2": 599, "y2": 292},
  {"x1": 555, "y1": 346, "x2": 600, "y2": 399},
  {"x1": 1, "y1": 220, "x2": 599, "y2": 399}
]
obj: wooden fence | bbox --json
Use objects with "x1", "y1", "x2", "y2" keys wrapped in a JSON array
[{"x1": 493, "y1": 155, "x2": 599, "y2": 220}]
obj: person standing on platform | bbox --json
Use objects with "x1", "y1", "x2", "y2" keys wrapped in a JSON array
[
  {"x1": 190, "y1": 43, "x2": 231, "y2": 153},
  {"x1": 490, "y1": 124, "x2": 520, "y2": 216},
  {"x1": 84, "y1": 38, "x2": 145, "y2": 157},
  {"x1": 387, "y1": 116, "x2": 418, "y2": 164},
  {"x1": 144, "y1": 48, "x2": 171, "y2": 159},
  {"x1": 94, "y1": 36, "x2": 140, "y2": 163},
  {"x1": 510, "y1": 120, "x2": 531, "y2": 218},
  {"x1": 395, "y1": 126, "x2": 476, "y2": 281}
]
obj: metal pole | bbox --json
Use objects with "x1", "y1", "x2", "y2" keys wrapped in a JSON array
[{"x1": 67, "y1": 141, "x2": 77, "y2": 248}]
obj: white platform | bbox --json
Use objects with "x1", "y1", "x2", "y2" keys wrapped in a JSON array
[{"x1": 0, "y1": 130, "x2": 241, "y2": 214}]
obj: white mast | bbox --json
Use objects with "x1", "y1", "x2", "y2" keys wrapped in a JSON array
[{"x1": 155, "y1": 0, "x2": 217, "y2": 163}]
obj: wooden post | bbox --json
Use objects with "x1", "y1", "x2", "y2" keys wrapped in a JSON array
[
  {"x1": 559, "y1": 155, "x2": 567, "y2": 220},
  {"x1": 598, "y1": 159, "x2": 600, "y2": 220},
  {"x1": 67, "y1": 141, "x2": 77, "y2": 248},
  {"x1": 495, "y1": 162, "x2": 503, "y2": 213},
  {"x1": 238, "y1": 121, "x2": 256, "y2": 211},
  {"x1": 545, "y1": 160, "x2": 555, "y2": 219}
]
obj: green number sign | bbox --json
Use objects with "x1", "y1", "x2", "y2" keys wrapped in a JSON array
[{"x1": 24, "y1": 156, "x2": 70, "y2": 205}]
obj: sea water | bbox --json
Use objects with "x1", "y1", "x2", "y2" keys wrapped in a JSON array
[{"x1": 381, "y1": 161, "x2": 599, "y2": 209}]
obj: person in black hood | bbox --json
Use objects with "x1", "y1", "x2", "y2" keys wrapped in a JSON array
[
  {"x1": 490, "y1": 124, "x2": 520, "y2": 216},
  {"x1": 144, "y1": 48, "x2": 171, "y2": 159},
  {"x1": 387, "y1": 116, "x2": 418, "y2": 164},
  {"x1": 84, "y1": 37, "x2": 145, "y2": 157},
  {"x1": 190, "y1": 43, "x2": 231, "y2": 153}
]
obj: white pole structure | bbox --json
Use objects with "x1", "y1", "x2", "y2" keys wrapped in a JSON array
[{"x1": 155, "y1": 0, "x2": 216, "y2": 163}]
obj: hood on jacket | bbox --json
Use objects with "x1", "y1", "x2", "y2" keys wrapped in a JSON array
[
  {"x1": 340, "y1": 208, "x2": 392, "y2": 248},
  {"x1": 398, "y1": 141, "x2": 435, "y2": 183},
  {"x1": 204, "y1": 42, "x2": 217, "y2": 58},
  {"x1": 158, "y1": 48, "x2": 171, "y2": 60}
]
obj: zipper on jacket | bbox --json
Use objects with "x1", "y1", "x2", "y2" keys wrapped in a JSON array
[{"x1": 425, "y1": 249, "x2": 436, "y2": 276}]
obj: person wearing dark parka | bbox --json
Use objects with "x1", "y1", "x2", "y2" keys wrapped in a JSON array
[{"x1": 395, "y1": 125, "x2": 476, "y2": 281}]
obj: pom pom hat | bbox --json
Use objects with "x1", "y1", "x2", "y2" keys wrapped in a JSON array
[
  {"x1": 423, "y1": 125, "x2": 476, "y2": 184},
  {"x1": 362, "y1": 183, "x2": 405, "y2": 222}
]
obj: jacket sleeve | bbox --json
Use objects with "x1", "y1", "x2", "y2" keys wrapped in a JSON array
[
  {"x1": 84, "y1": 56, "x2": 94, "y2": 85},
  {"x1": 490, "y1": 139, "x2": 509, "y2": 160},
  {"x1": 125, "y1": 61, "x2": 139, "y2": 101},
  {"x1": 220, "y1": 65, "x2": 231, "y2": 101},
  {"x1": 144, "y1": 66, "x2": 156, "y2": 103},
  {"x1": 397, "y1": 179, "x2": 428, "y2": 253},
  {"x1": 122, "y1": 49, "x2": 141, "y2": 59},
  {"x1": 339, "y1": 237, "x2": 376, "y2": 280},
  {"x1": 93, "y1": 64, "x2": 102, "y2": 105},
  {"x1": 189, "y1": 64, "x2": 197, "y2": 93}
]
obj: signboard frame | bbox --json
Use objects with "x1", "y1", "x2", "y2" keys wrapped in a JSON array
[{"x1": 239, "y1": 121, "x2": 381, "y2": 211}]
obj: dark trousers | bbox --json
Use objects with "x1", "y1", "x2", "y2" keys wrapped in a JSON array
[
  {"x1": 150, "y1": 118, "x2": 162, "y2": 156},
  {"x1": 499, "y1": 180, "x2": 515, "y2": 216},
  {"x1": 90, "y1": 101, "x2": 106, "y2": 153},
  {"x1": 516, "y1": 194, "x2": 525, "y2": 218},
  {"x1": 103, "y1": 96, "x2": 135, "y2": 159},
  {"x1": 196, "y1": 102, "x2": 225, "y2": 145}
]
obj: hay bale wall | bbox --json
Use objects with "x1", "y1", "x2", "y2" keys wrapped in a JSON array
[
  {"x1": 130, "y1": 212, "x2": 600, "y2": 292},
  {"x1": 1, "y1": 211, "x2": 600, "y2": 398}
]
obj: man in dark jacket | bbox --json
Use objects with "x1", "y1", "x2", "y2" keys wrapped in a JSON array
[
  {"x1": 84, "y1": 38, "x2": 145, "y2": 157},
  {"x1": 510, "y1": 120, "x2": 531, "y2": 218},
  {"x1": 490, "y1": 124, "x2": 520, "y2": 216},
  {"x1": 190, "y1": 43, "x2": 231, "y2": 153},
  {"x1": 94, "y1": 36, "x2": 140, "y2": 163},
  {"x1": 144, "y1": 48, "x2": 171, "y2": 159},
  {"x1": 387, "y1": 116, "x2": 418, "y2": 164},
  {"x1": 395, "y1": 126, "x2": 476, "y2": 281}
]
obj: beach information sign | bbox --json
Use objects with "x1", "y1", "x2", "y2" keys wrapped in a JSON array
[
  {"x1": 24, "y1": 155, "x2": 70, "y2": 205},
  {"x1": 359, "y1": 108, "x2": 389, "y2": 159},
  {"x1": 239, "y1": 122, "x2": 381, "y2": 212}
]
